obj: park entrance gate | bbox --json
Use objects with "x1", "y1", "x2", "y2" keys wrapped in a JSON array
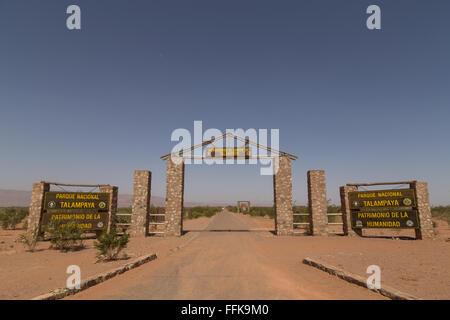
[{"x1": 160, "y1": 133, "x2": 297, "y2": 236}]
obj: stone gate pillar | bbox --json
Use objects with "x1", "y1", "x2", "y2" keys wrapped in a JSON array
[
  {"x1": 340, "y1": 185, "x2": 362, "y2": 236},
  {"x1": 273, "y1": 156, "x2": 293, "y2": 236},
  {"x1": 28, "y1": 182, "x2": 50, "y2": 234},
  {"x1": 131, "y1": 170, "x2": 151, "y2": 237},
  {"x1": 165, "y1": 155, "x2": 184, "y2": 236},
  {"x1": 411, "y1": 182, "x2": 434, "y2": 240},
  {"x1": 308, "y1": 170, "x2": 328, "y2": 236},
  {"x1": 99, "y1": 185, "x2": 118, "y2": 232}
]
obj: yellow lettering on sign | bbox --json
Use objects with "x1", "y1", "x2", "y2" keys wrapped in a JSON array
[
  {"x1": 357, "y1": 212, "x2": 391, "y2": 218},
  {"x1": 55, "y1": 193, "x2": 75, "y2": 200},
  {"x1": 60, "y1": 202, "x2": 95, "y2": 209},
  {"x1": 366, "y1": 221, "x2": 401, "y2": 227},
  {"x1": 377, "y1": 191, "x2": 403, "y2": 197},
  {"x1": 362, "y1": 200, "x2": 399, "y2": 207},
  {"x1": 357, "y1": 193, "x2": 376, "y2": 198},
  {"x1": 50, "y1": 214, "x2": 86, "y2": 220},
  {"x1": 77, "y1": 223, "x2": 92, "y2": 229},
  {"x1": 76, "y1": 194, "x2": 100, "y2": 200}
]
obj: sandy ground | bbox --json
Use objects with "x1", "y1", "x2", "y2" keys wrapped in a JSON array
[
  {"x1": 67, "y1": 211, "x2": 383, "y2": 300},
  {"x1": 241, "y1": 214, "x2": 450, "y2": 299},
  {"x1": 245, "y1": 214, "x2": 450, "y2": 299},
  {"x1": 0, "y1": 217, "x2": 211, "y2": 300},
  {"x1": 1, "y1": 212, "x2": 449, "y2": 300}
]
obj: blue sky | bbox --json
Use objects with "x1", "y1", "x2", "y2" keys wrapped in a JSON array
[{"x1": 1, "y1": 1, "x2": 449, "y2": 205}]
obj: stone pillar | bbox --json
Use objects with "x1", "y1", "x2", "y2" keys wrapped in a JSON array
[
  {"x1": 340, "y1": 185, "x2": 362, "y2": 236},
  {"x1": 273, "y1": 156, "x2": 293, "y2": 236},
  {"x1": 99, "y1": 185, "x2": 118, "y2": 232},
  {"x1": 165, "y1": 155, "x2": 184, "y2": 236},
  {"x1": 411, "y1": 182, "x2": 434, "y2": 240},
  {"x1": 131, "y1": 170, "x2": 151, "y2": 237},
  {"x1": 307, "y1": 170, "x2": 328, "y2": 236},
  {"x1": 28, "y1": 182, "x2": 49, "y2": 234}
]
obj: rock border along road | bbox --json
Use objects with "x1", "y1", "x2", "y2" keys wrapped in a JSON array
[
  {"x1": 302, "y1": 258, "x2": 419, "y2": 300},
  {"x1": 67, "y1": 210, "x2": 385, "y2": 300},
  {"x1": 33, "y1": 253, "x2": 157, "y2": 300}
]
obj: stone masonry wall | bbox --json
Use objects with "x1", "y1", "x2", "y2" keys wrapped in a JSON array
[
  {"x1": 307, "y1": 170, "x2": 328, "y2": 236},
  {"x1": 131, "y1": 170, "x2": 151, "y2": 237},
  {"x1": 273, "y1": 156, "x2": 293, "y2": 236},
  {"x1": 99, "y1": 185, "x2": 118, "y2": 232},
  {"x1": 28, "y1": 182, "x2": 49, "y2": 234},
  {"x1": 340, "y1": 185, "x2": 362, "y2": 236},
  {"x1": 411, "y1": 182, "x2": 434, "y2": 240},
  {"x1": 165, "y1": 156, "x2": 184, "y2": 236}
]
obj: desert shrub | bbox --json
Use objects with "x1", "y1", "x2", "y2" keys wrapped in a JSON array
[
  {"x1": 228, "y1": 205, "x2": 343, "y2": 223},
  {"x1": 150, "y1": 205, "x2": 165, "y2": 215},
  {"x1": 149, "y1": 206, "x2": 165, "y2": 224},
  {"x1": 431, "y1": 206, "x2": 450, "y2": 224},
  {"x1": 292, "y1": 205, "x2": 343, "y2": 224},
  {"x1": 327, "y1": 205, "x2": 341, "y2": 213},
  {"x1": 17, "y1": 226, "x2": 41, "y2": 252},
  {"x1": 45, "y1": 220, "x2": 85, "y2": 252},
  {"x1": 246, "y1": 207, "x2": 274, "y2": 218},
  {"x1": 116, "y1": 208, "x2": 132, "y2": 233},
  {"x1": 116, "y1": 208, "x2": 132, "y2": 227},
  {"x1": 326, "y1": 205, "x2": 342, "y2": 224},
  {"x1": 228, "y1": 206, "x2": 275, "y2": 218},
  {"x1": 291, "y1": 206, "x2": 308, "y2": 223},
  {"x1": 293, "y1": 206, "x2": 309, "y2": 213},
  {"x1": 117, "y1": 207, "x2": 165, "y2": 227},
  {"x1": 94, "y1": 227, "x2": 130, "y2": 261},
  {"x1": 184, "y1": 206, "x2": 221, "y2": 219},
  {"x1": 118, "y1": 208, "x2": 132, "y2": 214},
  {"x1": 0, "y1": 207, "x2": 29, "y2": 230}
]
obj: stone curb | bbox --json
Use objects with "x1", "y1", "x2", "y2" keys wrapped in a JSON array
[
  {"x1": 302, "y1": 257, "x2": 420, "y2": 300},
  {"x1": 31, "y1": 253, "x2": 157, "y2": 300}
]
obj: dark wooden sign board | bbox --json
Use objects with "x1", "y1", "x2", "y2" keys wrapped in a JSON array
[
  {"x1": 41, "y1": 192, "x2": 110, "y2": 231},
  {"x1": 348, "y1": 188, "x2": 419, "y2": 229}
]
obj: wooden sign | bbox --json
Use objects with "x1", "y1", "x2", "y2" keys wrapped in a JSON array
[
  {"x1": 206, "y1": 147, "x2": 251, "y2": 158},
  {"x1": 42, "y1": 192, "x2": 109, "y2": 230},
  {"x1": 237, "y1": 201, "x2": 250, "y2": 213},
  {"x1": 349, "y1": 189, "x2": 416, "y2": 210},
  {"x1": 349, "y1": 189, "x2": 418, "y2": 229}
]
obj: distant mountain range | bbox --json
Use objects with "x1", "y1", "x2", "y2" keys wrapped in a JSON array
[
  {"x1": 0, "y1": 189, "x2": 224, "y2": 207},
  {"x1": 0, "y1": 189, "x2": 168, "y2": 207}
]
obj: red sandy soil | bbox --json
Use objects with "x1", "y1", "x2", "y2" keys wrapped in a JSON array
[
  {"x1": 248, "y1": 214, "x2": 450, "y2": 299},
  {"x1": 0, "y1": 217, "x2": 211, "y2": 300},
  {"x1": 67, "y1": 211, "x2": 383, "y2": 300},
  {"x1": 1, "y1": 212, "x2": 449, "y2": 300}
]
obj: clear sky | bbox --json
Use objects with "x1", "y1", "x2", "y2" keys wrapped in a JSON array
[{"x1": 1, "y1": 1, "x2": 449, "y2": 205}]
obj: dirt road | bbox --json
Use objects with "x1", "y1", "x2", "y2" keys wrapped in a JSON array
[{"x1": 68, "y1": 211, "x2": 383, "y2": 299}]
